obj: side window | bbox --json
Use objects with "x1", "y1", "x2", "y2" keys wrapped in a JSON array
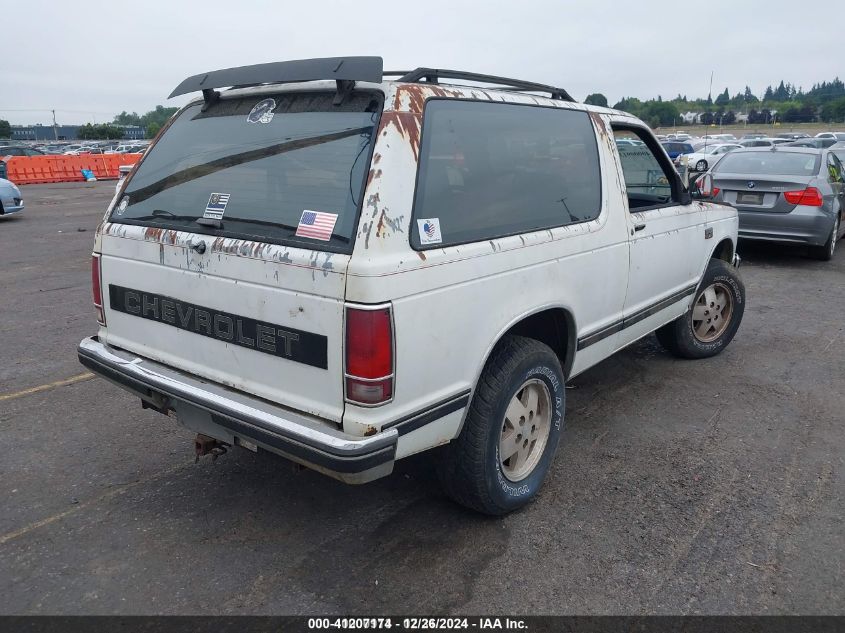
[
  {"x1": 411, "y1": 100, "x2": 602, "y2": 249},
  {"x1": 827, "y1": 154, "x2": 843, "y2": 183},
  {"x1": 613, "y1": 127, "x2": 676, "y2": 210}
]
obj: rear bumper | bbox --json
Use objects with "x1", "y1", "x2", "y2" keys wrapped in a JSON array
[
  {"x1": 77, "y1": 336, "x2": 397, "y2": 483},
  {"x1": 737, "y1": 206, "x2": 834, "y2": 246},
  {"x1": 0, "y1": 200, "x2": 24, "y2": 215}
]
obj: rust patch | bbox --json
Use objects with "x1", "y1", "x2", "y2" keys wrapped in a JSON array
[
  {"x1": 588, "y1": 111, "x2": 608, "y2": 138},
  {"x1": 366, "y1": 167, "x2": 383, "y2": 188},
  {"x1": 379, "y1": 111, "x2": 422, "y2": 162},
  {"x1": 372, "y1": 152, "x2": 382, "y2": 165},
  {"x1": 375, "y1": 209, "x2": 386, "y2": 237},
  {"x1": 391, "y1": 83, "x2": 463, "y2": 114},
  {"x1": 144, "y1": 226, "x2": 165, "y2": 241},
  {"x1": 416, "y1": 251, "x2": 426, "y2": 261}
]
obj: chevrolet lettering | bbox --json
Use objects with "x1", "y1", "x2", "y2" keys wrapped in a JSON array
[
  {"x1": 108, "y1": 285, "x2": 325, "y2": 368},
  {"x1": 78, "y1": 56, "x2": 745, "y2": 514}
]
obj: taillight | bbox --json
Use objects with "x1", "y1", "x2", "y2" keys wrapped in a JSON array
[
  {"x1": 345, "y1": 305, "x2": 393, "y2": 405},
  {"x1": 783, "y1": 187, "x2": 823, "y2": 207},
  {"x1": 91, "y1": 254, "x2": 106, "y2": 325},
  {"x1": 712, "y1": 187, "x2": 720, "y2": 197}
]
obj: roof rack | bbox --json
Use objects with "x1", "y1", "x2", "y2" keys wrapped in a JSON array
[
  {"x1": 384, "y1": 68, "x2": 574, "y2": 101},
  {"x1": 168, "y1": 57, "x2": 575, "y2": 107},
  {"x1": 168, "y1": 57, "x2": 384, "y2": 106}
]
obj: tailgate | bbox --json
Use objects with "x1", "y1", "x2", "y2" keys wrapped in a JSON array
[
  {"x1": 98, "y1": 225, "x2": 348, "y2": 421},
  {"x1": 93, "y1": 89, "x2": 383, "y2": 423}
]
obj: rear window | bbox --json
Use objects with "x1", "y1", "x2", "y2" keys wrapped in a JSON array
[
  {"x1": 411, "y1": 100, "x2": 601, "y2": 249},
  {"x1": 714, "y1": 151, "x2": 820, "y2": 176},
  {"x1": 111, "y1": 91, "x2": 382, "y2": 253}
]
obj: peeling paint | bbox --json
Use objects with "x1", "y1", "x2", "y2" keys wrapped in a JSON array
[
  {"x1": 379, "y1": 111, "x2": 422, "y2": 162},
  {"x1": 321, "y1": 253, "x2": 334, "y2": 277}
]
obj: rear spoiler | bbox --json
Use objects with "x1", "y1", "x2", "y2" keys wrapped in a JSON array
[{"x1": 168, "y1": 56, "x2": 384, "y2": 106}]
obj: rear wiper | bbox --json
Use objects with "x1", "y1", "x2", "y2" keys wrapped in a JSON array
[
  {"x1": 130, "y1": 209, "x2": 198, "y2": 222},
  {"x1": 195, "y1": 217, "x2": 222, "y2": 229}
]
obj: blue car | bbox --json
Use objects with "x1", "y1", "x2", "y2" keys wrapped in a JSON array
[
  {"x1": 0, "y1": 177, "x2": 24, "y2": 218},
  {"x1": 661, "y1": 141, "x2": 695, "y2": 160}
]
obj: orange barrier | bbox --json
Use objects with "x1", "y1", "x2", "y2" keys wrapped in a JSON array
[{"x1": 5, "y1": 153, "x2": 143, "y2": 185}]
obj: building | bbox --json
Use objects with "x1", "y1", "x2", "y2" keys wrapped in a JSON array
[
  {"x1": 680, "y1": 111, "x2": 702, "y2": 124},
  {"x1": 9, "y1": 124, "x2": 146, "y2": 141}
]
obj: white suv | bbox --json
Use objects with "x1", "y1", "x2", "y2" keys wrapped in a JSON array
[{"x1": 78, "y1": 57, "x2": 745, "y2": 514}]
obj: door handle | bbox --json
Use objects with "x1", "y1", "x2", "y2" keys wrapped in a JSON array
[{"x1": 633, "y1": 223, "x2": 646, "y2": 232}]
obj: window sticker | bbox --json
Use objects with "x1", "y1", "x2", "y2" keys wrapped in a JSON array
[
  {"x1": 116, "y1": 196, "x2": 129, "y2": 215},
  {"x1": 204, "y1": 193, "x2": 230, "y2": 219},
  {"x1": 247, "y1": 98, "x2": 276, "y2": 124},
  {"x1": 295, "y1": 210, "x2": 338, "y2": 241},
  {"x1": 417, "y1": 218, "x2": 443, "y2": 245}
]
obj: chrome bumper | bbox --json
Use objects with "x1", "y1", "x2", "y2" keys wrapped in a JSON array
[{"x1": 77, "y1": 336, "x2": 396, "y2": 483}]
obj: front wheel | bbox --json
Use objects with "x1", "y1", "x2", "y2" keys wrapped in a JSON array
[
  {"x1": 656, "y1": 259, "x2": 745, "y2": 359},
  {"x1": 436, "y1": 336, "x2": 565, "y2": 515},
  {"x1": 695, "y1": 159, "x2": 708, "y2": 172}
]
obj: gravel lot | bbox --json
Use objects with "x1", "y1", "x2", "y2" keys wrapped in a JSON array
[{"x1": 0, "y1": 182, "x2": 842, "y2": 615}]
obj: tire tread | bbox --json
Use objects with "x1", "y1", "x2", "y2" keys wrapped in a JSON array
[{"x1": 438, "y1": 336, "x2": 556, "y2": 515}]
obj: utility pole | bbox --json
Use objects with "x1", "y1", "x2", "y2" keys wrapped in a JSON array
[{"x1": 52, "y1": 109, "x2": 58, "y2": 141}]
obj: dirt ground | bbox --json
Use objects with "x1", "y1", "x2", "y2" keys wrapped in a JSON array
[{"x1": 0, "y1": 182, "x2": 842, "y2": 614}]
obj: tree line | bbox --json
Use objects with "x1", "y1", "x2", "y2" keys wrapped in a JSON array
[
  {"x1": 113, "y1": 105, "x2": 179, "y2": 138},
  {"x1": 584, "y1": 78, "x2": 845, "y2": 128}
]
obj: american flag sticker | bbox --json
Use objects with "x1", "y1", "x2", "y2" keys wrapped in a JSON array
[
  {"x1": 416, "y1": 218, "x2": 442, "y2": 245},
  {"x1": 295, "y1": 210, "x2": 338, "y2": 241},
  {"x1": 204, "y1": 193, "x2": 231, "y2": 220}
]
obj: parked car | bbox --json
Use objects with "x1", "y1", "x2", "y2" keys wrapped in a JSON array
[
  {"x1": 776, "y1": 133, "x2": 811, "y2": 140},
  {"x1": 0, "y1": 158, "x2": 7, "y2": 181},
  {"x1": 738, "y1": 138, "x2": 775, "y2": 148},
  {"x1": 0, "y1": 177, "x2": 24, "y2": 218},
  {"x1": 815, "y1": 132, "x2": 845, "y2": 142},
  {"x1": 615, "y1": 138, "x2": 644, "y2": 147},
  {"x1": 77, "y1": 56, "x2": 745, "y2": 515},
  {"x1": 680, "y1": 143, "x2": 743, "y2": 172},
  {"x1": 0, "y1": 145, "x2": 45, "y2": 157},
  {"x1": 702, "y1": 134, "x2": 737, "y2": 142},
  {"x1": 709, "y1": 147, "x2": 844, "y2": 260},
  {"x1": 742, "y1": 133, "x2": 769, "y2": 139},
  {"x1": 784, "y1": 138, "x2": 838, "y2": 149},
  {"x1": 661, "y1": 140, "x2": 695, "y2": 159}
]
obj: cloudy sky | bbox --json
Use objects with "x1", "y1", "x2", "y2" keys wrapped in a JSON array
[{"x1": 1, "y1": 0, "x2": 839, "y2": 125}]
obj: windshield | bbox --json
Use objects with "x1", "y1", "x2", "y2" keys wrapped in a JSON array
[
  {"x1": 714, "y1": 151, "x2": 821, "y2": 176},
  {"x1": 112, "y1": 90, "x2": 382, "y2": 253}
]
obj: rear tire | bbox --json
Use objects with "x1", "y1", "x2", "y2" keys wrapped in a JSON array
[
  {"x1": 656, "y1": 259, "x2": 745, "y2": 359},
  {"x1": 437, "y1": 336, "x2": 565, "y2": 515},
  {"x1": 808, "y1": 215, "x2": 839, "y2": 261},
  {"x1": 695, "y1": 159, "x2": 708, "y2": 172}
]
